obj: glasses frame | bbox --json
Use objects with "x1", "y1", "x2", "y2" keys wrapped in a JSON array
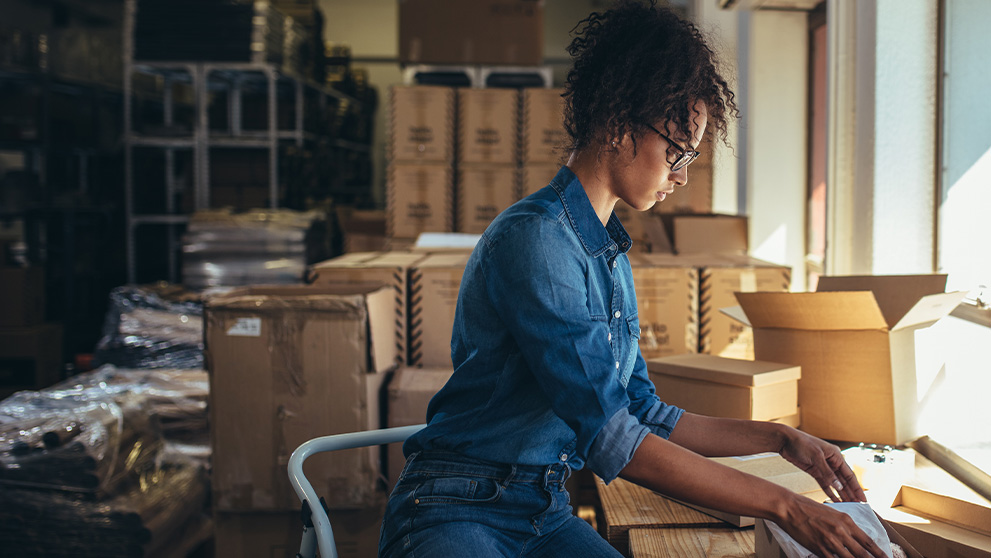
[{"x1": 644, "y1": 123, "x2": 701, "y2": 172}]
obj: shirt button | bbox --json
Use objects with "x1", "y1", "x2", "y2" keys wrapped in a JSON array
[
  {"x1": 615, "y1": 361, "x2": 620, "y2": 369},
  {"x1": 608, "y1": 332, "x2": 612, "y2": 342},
  {"x1": 612, "y1": 260, "x2": 618, "y2": 269},
  {"x1": 560, "y1": 454, "x2": 568, "y2": 461},
  {"x1": 614, "y1": 310, "x2": 621, "y2": 319}
]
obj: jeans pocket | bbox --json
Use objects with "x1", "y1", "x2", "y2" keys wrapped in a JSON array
[{"x1": 412, "y1": 476, "x2": 502, "y2": 506}]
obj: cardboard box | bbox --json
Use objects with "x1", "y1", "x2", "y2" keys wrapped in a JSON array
[
  {"x1": 408, "y1": 252, "x2": 470, "y2": 367},
  {"x1": 458, "y1": 88, "x2": 519, "y2": 165},
  {"x1": 756, "y1": 512, "x2": 924, "y2": 558},
  {"x1": 456, "y1": 164, "x2": 518, "y2": 234},
  {"x1": 695, "y1": 253, "x2": 791, "y2": 359},
  {"x1": 770, "y1": 408, "x2": 801, "y2": 429},
  {"x1": 386, "y1": 367, "x2": 455, "y2": 488},
  {"x1": 387, "y1": 163, "x2": 453, "y2": 240},
  {"x1": 519, "y1": 163, "x2": 559, "y2": 199},
  {"x1": 522, "y1": 88, "x2": 567, "y2": 164},
  {"x1": 206, "y1": 285, "x2": 396, "y2": 511},
  {"x1": 684, "y1": 453, "x2": 824, "y2": 527},
  {"x1": 615, "y1": 204, "x2": 669, "y2": 254},
  {"x1": 214, "y1": 504, "x2": 384, "y2": 558},
  {"x1": 0, "y1": 266, "x2": 45, "y2": 327},
  {"x1": 647, "y1": 354, "x2": 800, "y2": 421},
  {"x1": 726, "y1": 274, "x2": 966, "y2": 445},
  {"x1": 0, "y1": 322, "x2": 63, "y2": 396},
  {"x1": 891, "y1": 485, "x2": 991, "y2": 538},
  {"x1": 389, "y1": 85, "x2": 455, "y2": 162},
  {"x1": 399, "y1": 0, "x2": 543, "y2": 66},
  {"x1": 308, "y1": 251, "x2": 430, "y2": 365},
  {"x1": 649, "y1": 213, "x2": 748, "y2": 256},
  {"x1": 628, "y1": 254, "x2": 698, "y2": 358}
]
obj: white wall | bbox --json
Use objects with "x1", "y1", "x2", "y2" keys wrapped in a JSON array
[
  {"x1": 738, "y1": 10, "x2": 810, "y2": 291},
  {"x1": 939, "y1": 0, "x2": 991, "y2": 294}
]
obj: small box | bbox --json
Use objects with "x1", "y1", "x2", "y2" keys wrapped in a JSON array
[
  {"x1": 519, "y1": 163, "x2": 559, "y2": 199},
  {"x1": 389, "y1": 85, "x2": 455, "y2": 162},
  {"x1": 628, "y1": 254, "x2": 698, "y2": 359},
  {"x1": 522, "y1": 88, "x2": 567, "y2": 164},
  {"x1": 408, "y1": 252, "x2": 471, "y2": 367},
  {"x1": 725, "y1": 274, "x2": 966, "y2": 445},
  {"x1": 308, "y1": 251, "x2": 430, "y2": 365},
  {"x1": 387, "y1": 163, "x2": 453, "y2": 240},
  {"x1": 458, "y1": 88, "x2": 519, "y2": 164},
  {"x1": 0, "y1": 266, "x2": 45, "y2": 327},
  {"x1": 456, "y1": 164, "x2": 518, "y2": 234},
  {"x1": 399, "y1": 0, "x2": 543, "y2": 66},
  {"x1": 205, "y1": 284, "x2": 396, "y2": 511},
  {"x1": 650, "y1": 213, "x2": 748, "y2": 256},
  {"x1": 647, "y1": 354, "x2": 800, "y2": 421},
  {"x1": 885, "y1": 484, "x2": 991, "y2": 558},
  {"x1": 386, "y1": 367, "x2": 455, "y2": 488}
]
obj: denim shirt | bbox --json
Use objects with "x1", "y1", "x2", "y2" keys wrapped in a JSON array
[{"x1": 404, "y1": 166, "x2": 684, "y2": 483}]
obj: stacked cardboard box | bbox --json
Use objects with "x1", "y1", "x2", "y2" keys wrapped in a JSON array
[
  {"x1": 519, "y1": 88, "x2": 566, "y2": 201},
  {"x1": 628, "y1": 254, "x2": 699, "y2": 359},
  {"x1": 408, "y1": 252, "x2": 471, "y2": 367},
  {"x1": 456, "y1": 88, "x2": 519, "y2": 234},
  {"x1": 692, "y1": 253, "x2": 791, "y2": 359},
  {"x1": 308, "y1": 251, "x2": 429, "y2": 365},
  {"x1": 388, "y1": 86, "x2": 455, "y2": 241},
  {"x1": 647, "y1": 354, "x2": 800, "y2": 422},
  {"x1": 205, "y1": 284, "x2": 396, "y2": 556},
  {"x1": 398, "y1": 0, "x2": 544, "y2": 66}
]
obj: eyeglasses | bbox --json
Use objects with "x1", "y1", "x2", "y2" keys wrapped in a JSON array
[{"x1": 644, "y1": 123, "x2": 701, "y2": 171}]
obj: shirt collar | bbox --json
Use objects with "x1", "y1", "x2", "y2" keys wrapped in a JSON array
[{"x1": 550, "y1": 166, "x2": 633, "y2": 257}]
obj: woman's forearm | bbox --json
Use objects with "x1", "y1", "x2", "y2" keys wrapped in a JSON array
[
  {"x1": 619, "y1": 432, "x2": 796, "y2": 523},
  {"x1": 667, "y1": 412, "x2": 791, "y2": 457}
]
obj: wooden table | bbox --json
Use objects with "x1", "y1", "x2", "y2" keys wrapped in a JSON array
[
  {"x1": 595, "y1": 476, "x2": 731, "y2": 554},
  {"x1": 629, "y1": 527, "x2": 756, "y2": 558}
]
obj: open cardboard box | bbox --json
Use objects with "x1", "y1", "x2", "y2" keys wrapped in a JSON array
[
  {"x1": 756, "y1": 511, "x2": 925, "y2": 558},
  {"x1": 880, "y1": 484, "x2": 991, "y2": 558},
  {"x1": 722, "y1": 274, "x2": 966, "y2": 445}
]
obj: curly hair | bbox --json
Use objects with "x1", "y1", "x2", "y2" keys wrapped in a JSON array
[{"x1": 563, "y1": 0, "x2": 738, "y2": 154}]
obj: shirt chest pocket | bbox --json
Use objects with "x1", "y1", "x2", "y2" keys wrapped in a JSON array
[{"x1": 615, "y1": 315, "x2": 640, "y2": 388}]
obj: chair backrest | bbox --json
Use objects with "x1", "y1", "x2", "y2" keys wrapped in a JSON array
[{"x1": 288, "y1": 424, "x2": 426, "y2": 558}]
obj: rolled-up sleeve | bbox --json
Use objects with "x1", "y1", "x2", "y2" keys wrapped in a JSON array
[
  {"x1": 483, "y1": 216, "x2": 640, "y2": 480},
  {"x1": 626, "y1": 351, "x2": 685, "y2": 439}
]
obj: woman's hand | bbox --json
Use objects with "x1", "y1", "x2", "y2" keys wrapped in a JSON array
[
  {"x1": 777, "y1": 494, "x2": 887, "y2": 558},
  {"x1": 779, "y1": 428, "x2": 866, "y2": 503}
]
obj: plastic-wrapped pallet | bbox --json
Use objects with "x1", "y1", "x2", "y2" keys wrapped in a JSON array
[
  {"x1": 0, "y1": 366, "x2": 211, "y2": 556},
  {"x1": 181, "y1": 208, "x2": 330, "y2": 290},
  {"x1": 93, "y1": 284, "x2": 204, "y2": 370}
]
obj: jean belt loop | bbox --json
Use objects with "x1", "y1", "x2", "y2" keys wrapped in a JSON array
[
  {"x1": 501, "y1": 464, "x2": 517, "y2": 489},
  {"x1": 399, "y1": 451, "x2": 420, "y2": 482}
]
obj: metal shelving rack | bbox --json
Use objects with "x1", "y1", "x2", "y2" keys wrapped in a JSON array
[{"x1": 122, "y1": 0, "x2": 367, "y2": 284}]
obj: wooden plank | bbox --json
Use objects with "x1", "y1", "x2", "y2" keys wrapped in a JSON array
[
  {"x1": 596, "y1": 476, "x2": 726, "y2": 553},
  {"x1": 629, "y1": 527, "x2": 756, "y2": 558}
]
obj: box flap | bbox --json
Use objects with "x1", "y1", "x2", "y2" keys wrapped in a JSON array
[
  {"x1": 646, "y1": 354, "x2": 800, "y2": 387},
  {"x1": 720, "y1": 305, "x2": 752, "y2": 327},
  {"x1": 817, "y1": 275, "x2": 948, "y2": 329},
  {"x1": 365, "y1": 288, "x2": 399, "y2": 373},
  {"x1": 893, "y1": 291, "x2": 968, "y2": 331},
  {"x1": 735, "y1": 292, "x2": 889, "y2": 331}
]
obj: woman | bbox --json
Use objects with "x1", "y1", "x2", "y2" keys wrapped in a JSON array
[{"x1": 380, "y1": 2, "x2": 886, "y2": 557}]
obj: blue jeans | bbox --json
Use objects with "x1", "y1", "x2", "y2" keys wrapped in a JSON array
[{"x1": 379, "y1": 451, "x2": 623, "y2": 557}]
